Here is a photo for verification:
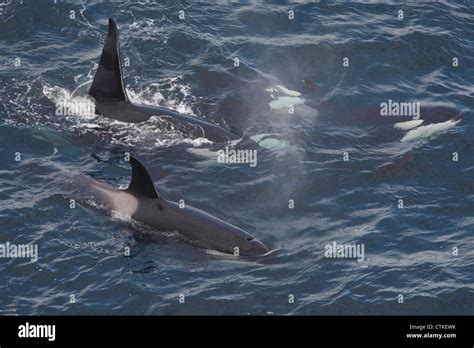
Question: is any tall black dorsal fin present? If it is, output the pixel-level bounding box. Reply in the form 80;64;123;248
126;156;159;199
89;18;129;103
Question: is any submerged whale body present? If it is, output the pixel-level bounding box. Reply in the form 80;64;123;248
84;156;269;256
89;18;240;143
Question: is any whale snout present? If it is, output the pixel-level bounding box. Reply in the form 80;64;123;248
242;238;269;256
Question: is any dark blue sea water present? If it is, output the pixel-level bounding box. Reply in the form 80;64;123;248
0;1;473;315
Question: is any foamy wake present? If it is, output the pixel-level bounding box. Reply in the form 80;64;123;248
126;75;195;116
41;78;214;148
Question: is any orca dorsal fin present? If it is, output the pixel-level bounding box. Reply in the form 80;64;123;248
89;18;129;103
126;156;160;199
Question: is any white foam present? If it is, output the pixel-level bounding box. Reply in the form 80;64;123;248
110;210;135;222
42;84;97;120
181;137;213;147
40;81;215;148
126;76;195;116
401;119;460;143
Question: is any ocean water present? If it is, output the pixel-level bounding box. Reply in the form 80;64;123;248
0;1;473;315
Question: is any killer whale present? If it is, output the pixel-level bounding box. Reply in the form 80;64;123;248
89;18;240;143
83;156;269;256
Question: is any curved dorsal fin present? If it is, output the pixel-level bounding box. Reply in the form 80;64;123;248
89;18;129;103
126;156;159;199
